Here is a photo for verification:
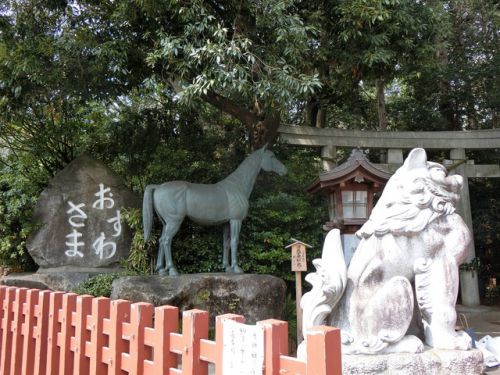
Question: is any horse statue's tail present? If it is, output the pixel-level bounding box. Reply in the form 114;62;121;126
143;184;158;242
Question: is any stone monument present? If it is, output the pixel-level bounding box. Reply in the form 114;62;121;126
299;148;483;374
2;155;139;291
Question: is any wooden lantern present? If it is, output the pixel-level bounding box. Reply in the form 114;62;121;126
307;149;391;234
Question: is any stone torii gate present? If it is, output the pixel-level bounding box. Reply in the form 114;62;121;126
279;125;500;306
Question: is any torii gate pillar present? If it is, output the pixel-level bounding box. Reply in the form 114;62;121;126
447;148;480;306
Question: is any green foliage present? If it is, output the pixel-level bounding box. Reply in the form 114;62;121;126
282;293;298;350
146;0;322;110
485;286;500;305
0;162;39;271
121;208;156;275
460;257;482;272
72;272;137;298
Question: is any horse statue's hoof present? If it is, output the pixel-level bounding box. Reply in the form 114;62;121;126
168;267;179;276
230;265;244;274
158;269;168;277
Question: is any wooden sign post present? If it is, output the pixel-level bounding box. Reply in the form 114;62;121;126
286;239;312;345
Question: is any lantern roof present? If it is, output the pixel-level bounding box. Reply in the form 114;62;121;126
307;148;392;194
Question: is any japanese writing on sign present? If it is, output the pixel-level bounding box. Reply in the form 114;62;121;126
222;319;264;375
65;183;122;259
291;243;307;272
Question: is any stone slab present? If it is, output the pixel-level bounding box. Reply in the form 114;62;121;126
0;268;121;292
342;348;483;374
27;155;139;269
111;273;286;325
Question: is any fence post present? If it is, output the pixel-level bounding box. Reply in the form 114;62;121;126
122;302;153;375
0;287;16;374
103;299;131;375
47;291;64;375
10;287;27;375
258;319;289;375
144;305;179;375
181;309;209;375
306;326;342;375
87;297;111;375
21;289;40;375
33;290;51;375
73;295;93;374
0;287;6;357
0;287;5;367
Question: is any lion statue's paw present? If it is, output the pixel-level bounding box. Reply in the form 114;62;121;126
382;335;425;354
436;331;473;350
425;326;473;350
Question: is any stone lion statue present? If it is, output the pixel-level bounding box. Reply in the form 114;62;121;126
300;148;472;356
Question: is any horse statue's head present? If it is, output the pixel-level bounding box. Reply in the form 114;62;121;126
260;144;287;176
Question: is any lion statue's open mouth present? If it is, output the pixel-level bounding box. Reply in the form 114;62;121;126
300;148;472;356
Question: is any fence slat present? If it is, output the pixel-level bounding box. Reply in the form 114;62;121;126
57;293;77;375
86;297;110;375
0;287;16;374
180;309;209;375
72;295;93;374
279;356;306;374
121;302;153;375
0;287;6;357
47;291;64;375
102;299;130;375
306;326;342;375
258;319;289;375
144;305;178;375
21;289;39;375
10;287;27;375
33;290;51;375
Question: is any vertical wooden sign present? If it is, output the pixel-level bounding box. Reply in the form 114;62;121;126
286;239;312;346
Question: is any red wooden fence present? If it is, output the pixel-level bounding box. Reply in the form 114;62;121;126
0;286;341;374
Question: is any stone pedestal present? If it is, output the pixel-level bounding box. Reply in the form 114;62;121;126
0;267;121;292
343;348;483;374
111;273;286;325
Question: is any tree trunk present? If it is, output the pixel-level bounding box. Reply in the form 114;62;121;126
248;110;281;150
203;92;281;150
316;108;326;128
376;79;388;130
305;99;318;127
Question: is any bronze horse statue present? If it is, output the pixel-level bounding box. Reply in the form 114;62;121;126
143;145;287;276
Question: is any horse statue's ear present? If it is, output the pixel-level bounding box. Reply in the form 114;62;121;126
261;143;268;151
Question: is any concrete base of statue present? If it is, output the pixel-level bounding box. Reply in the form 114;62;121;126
342;348;483;374
111;273;286;325
0;267;122;292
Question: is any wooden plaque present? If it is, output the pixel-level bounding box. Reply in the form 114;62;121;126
291;244;307;272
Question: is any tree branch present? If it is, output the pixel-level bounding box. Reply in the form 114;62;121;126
203;91;257;130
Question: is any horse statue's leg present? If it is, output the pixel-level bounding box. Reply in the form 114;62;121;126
157;220;182;276
156;225;168;276
223;223;231;272
228;219;243;273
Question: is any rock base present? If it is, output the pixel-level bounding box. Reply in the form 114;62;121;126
342;348;483;374
0;267;122;292
111;273;286;325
